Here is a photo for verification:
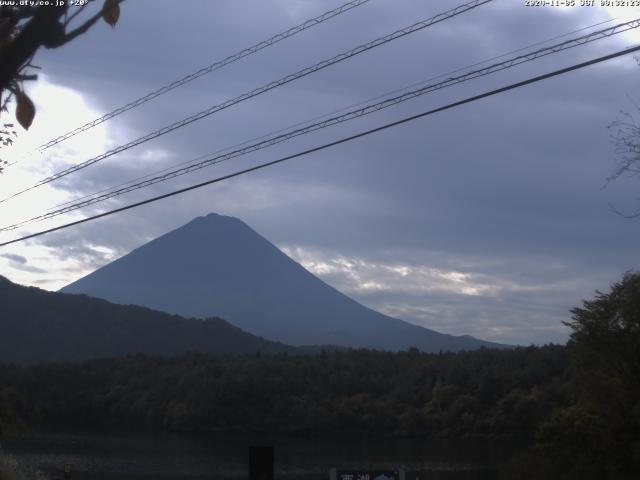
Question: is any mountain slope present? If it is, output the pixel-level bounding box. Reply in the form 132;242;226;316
62;213;506;351
0;275;294;363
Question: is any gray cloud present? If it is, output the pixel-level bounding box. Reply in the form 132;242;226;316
1;253;46;273
2;0;638;343
1;253;27;264
279;244;614;344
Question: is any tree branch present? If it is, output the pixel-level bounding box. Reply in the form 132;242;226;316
608;202;640;219
60;0;125;46
64;3;88;27
16;74;37;81
0;5;67;91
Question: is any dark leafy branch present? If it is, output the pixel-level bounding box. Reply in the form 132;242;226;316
0;0;124;171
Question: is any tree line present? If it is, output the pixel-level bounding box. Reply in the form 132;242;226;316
1;272;639;479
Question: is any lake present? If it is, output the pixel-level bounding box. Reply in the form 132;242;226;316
2;432;520;480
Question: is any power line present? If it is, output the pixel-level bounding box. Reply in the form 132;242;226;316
0;0;494;204
6;16;637;230
36;0;373;151
4;16;638;232
10;14;624;183
43;15;621;213
2;43;638;248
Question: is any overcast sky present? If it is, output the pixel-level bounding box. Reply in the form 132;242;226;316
1;0;639;345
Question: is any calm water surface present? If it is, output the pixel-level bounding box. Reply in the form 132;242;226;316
3;432;518;480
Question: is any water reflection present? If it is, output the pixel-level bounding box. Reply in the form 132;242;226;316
4;432;518;480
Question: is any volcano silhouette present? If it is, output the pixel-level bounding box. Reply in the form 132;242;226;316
62;213;505;351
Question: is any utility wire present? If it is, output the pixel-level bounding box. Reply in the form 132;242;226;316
10;13;620;179
37;0;373;151
7;16;637;229
0;0;494;204
4;16;638;232
1;43;638;248
42;15;622;214
3;0;373;173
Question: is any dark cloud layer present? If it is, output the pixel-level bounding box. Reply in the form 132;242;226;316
5;0;640;344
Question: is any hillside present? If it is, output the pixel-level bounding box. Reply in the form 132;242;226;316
0;275;294;363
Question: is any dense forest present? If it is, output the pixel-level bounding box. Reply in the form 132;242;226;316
0;346;569;437
0;344;630;479
1;273;639;479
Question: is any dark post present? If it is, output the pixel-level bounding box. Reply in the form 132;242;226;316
249;446;274;480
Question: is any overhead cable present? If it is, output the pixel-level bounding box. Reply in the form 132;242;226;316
0;0;494;203
37;0;373;151
41;14;622;213
1;43;638;247
3;16;638;232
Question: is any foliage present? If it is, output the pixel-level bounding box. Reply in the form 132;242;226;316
536;272;640;479
2;272;639;477
0;0;122;171
0;453;48;480
0;395;8;437
608;84;640;217
0;345;570;439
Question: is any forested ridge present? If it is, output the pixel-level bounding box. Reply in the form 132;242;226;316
1;273;639;479
0;275;297;362
0;346;569;437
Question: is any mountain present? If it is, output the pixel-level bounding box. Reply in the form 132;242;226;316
61;213;506;352
0;275;295;363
